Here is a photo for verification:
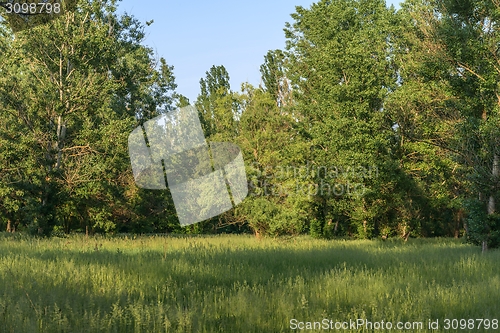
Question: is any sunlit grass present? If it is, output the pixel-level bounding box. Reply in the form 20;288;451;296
0;234;498;332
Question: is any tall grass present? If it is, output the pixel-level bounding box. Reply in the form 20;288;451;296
0;234;498;332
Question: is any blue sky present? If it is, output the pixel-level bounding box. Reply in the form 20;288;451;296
118;0;401;103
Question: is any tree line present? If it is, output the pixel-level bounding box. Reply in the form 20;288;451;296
0;0;499;249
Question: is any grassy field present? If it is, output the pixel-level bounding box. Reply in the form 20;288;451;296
0;234;498;332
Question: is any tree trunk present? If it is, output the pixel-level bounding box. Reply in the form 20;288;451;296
484;153;499;253
489;153;499;215
254;229;262;240
55;115;66;170
454;209;464;238
482;241;488;252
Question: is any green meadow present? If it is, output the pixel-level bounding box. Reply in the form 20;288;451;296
0;234;499;332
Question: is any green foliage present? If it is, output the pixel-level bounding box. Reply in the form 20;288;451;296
308;218;323;238
259;49;291;107
0;0;180;234
284;0;407;238
234;85;311;236
393;0;500;248
1;0;498;245
196;65;235;139
465;199;500;248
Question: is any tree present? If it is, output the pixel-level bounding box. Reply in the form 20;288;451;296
0;0;178;234
435;0;500;250
284;0;407;238
196;65;235;140
234;84;311;236
386;0;466;239
391;0;500;249
259;49;292;107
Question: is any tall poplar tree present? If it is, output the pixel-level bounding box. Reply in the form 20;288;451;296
435;0;500;250
392;0;500;249
285;0;403;238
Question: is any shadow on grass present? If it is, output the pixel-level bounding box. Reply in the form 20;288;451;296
0;236;498;332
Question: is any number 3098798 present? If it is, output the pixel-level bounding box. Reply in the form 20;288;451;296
3;2;61;15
